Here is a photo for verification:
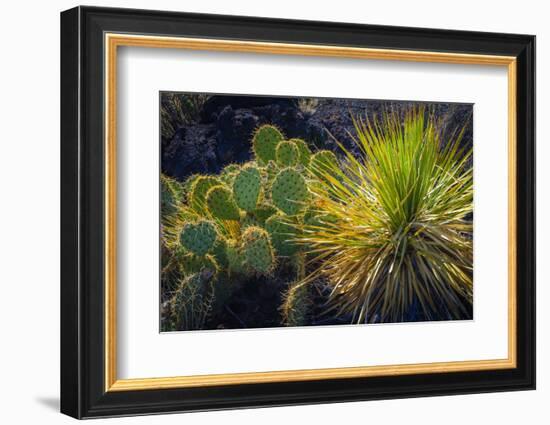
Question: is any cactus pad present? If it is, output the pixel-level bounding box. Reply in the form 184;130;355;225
241;212;261;229
161;175;178;216
206;185;241;220
264;160;279;185
254;203;278;225
291;138;312;167
276;140;299;167
169;270;215;331
241;226;275;274
220;164;241;185
189;176;221;214
181;253;219;275
252;124;283;163
211;237;229;269
180;220;217;256
233;166;261;212
265;214;299;256
226;239;246;274
271;168;309;215
282;282;310;327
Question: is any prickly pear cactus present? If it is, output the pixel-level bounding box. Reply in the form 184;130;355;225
241;226;275;274
206;185;241;220
271;168;309;215
253;203;278;225
252;124;283;163
181;252;219;275
219;163;240;186
180;220;217;256
189;176;221;214
291;138;312;167
233;166;261;212
226;239;246;274
240;212;261;230
161;174;179;217
265;214;299;256
276;140;299;167
169;269;215;331
211;237;229;269
264;160;279;186
281;282;310;327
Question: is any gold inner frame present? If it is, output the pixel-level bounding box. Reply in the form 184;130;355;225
104;33;518;392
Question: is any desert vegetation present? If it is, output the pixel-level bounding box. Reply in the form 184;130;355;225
160;97;473;331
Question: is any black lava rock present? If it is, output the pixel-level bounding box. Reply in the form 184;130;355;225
161;94;473;184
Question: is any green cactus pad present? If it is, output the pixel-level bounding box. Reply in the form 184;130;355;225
161;175;178;216
282;282;310;327
220;164;241;185
265;214;299;256
241;212;261;229
254;203;278;225
264;160;279;185
180;220;217;256
169;270;215;331
211;237;229;269
226;239;246;274
309;150;339;178
290;138;312;167
181;253;219;275
222;163;240;175
241;226;275;274
182;174;200;195
252;124;284;163
189;176;221;214
206;185;241;220
233;166;261;212
276;140;299;167
271;168;309;215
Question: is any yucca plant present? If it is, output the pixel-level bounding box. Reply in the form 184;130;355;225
300;108;473;323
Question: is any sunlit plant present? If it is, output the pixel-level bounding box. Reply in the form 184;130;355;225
300;108;473;323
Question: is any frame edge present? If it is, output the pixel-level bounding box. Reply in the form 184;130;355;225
60;6;83;420
62;6;536;418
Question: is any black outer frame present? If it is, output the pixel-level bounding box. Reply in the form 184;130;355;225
60;5;536;419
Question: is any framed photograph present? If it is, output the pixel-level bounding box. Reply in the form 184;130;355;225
60;6;536;419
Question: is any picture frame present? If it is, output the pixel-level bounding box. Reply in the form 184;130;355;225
60;5;536;419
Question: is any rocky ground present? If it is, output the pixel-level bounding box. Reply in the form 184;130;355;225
161;94;473;182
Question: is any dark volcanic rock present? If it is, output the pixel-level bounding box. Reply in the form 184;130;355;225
162;125;219;179
215;106;259;164
161;94;473;183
